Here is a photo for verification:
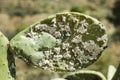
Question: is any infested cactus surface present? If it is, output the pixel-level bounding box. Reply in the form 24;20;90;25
0;31;16;80
10;12;108;72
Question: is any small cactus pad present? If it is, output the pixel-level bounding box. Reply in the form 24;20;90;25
65;70;106;80
0;31;15;80
10;12;108;71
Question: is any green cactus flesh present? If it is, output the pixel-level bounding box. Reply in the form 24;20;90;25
65;70;106;80
0;32;15;80
10;12;108;71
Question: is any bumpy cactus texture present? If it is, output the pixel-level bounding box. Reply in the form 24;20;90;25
0;32;15;80
65;70;106;80
10;12;108;71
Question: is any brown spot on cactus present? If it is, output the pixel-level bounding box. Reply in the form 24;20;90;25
10;12;108;72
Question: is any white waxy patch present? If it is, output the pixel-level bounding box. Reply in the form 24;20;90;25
27;27;37;38
38;59;52;68
58;22;64;26
82;40;101;54
77;25;87;34
51;17;56;24
67;62;75;71
38;61;43;66
53;47;61;53
73;17;79;23
72;46;84;57
99;22;106;30
43;60;50;64
35;24;48;31
89;56;95;60
91;53;98;60
52;24;57;28
62;16;66;22
62;43;70;50
80;19;89;27
35;24;41;30
58;21;71;34
97;34;107;42
65;32;71;37
63;51;71;59
58;22;65;31
97;34;108;47
54;31;61;38
86;32;89;35
59;25;70;32
64;25;71;32
43;66;49;70
48;61;53;67
44;50;53;58
53;55;63;61
48;27;57;35
71;35;82;43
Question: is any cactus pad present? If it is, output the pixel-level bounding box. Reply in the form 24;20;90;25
65;70;106;80
0;31;15;80
10;12;108;71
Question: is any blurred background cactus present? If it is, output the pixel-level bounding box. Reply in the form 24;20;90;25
0;32;16;80
0;0;120;80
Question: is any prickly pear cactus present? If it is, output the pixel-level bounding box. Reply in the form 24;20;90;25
10;12;108;71
65;70;106;80
0;31;16;80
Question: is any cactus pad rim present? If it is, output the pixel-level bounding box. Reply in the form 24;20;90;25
64;70;106;80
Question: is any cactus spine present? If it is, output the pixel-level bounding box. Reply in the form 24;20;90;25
0;32;15;80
